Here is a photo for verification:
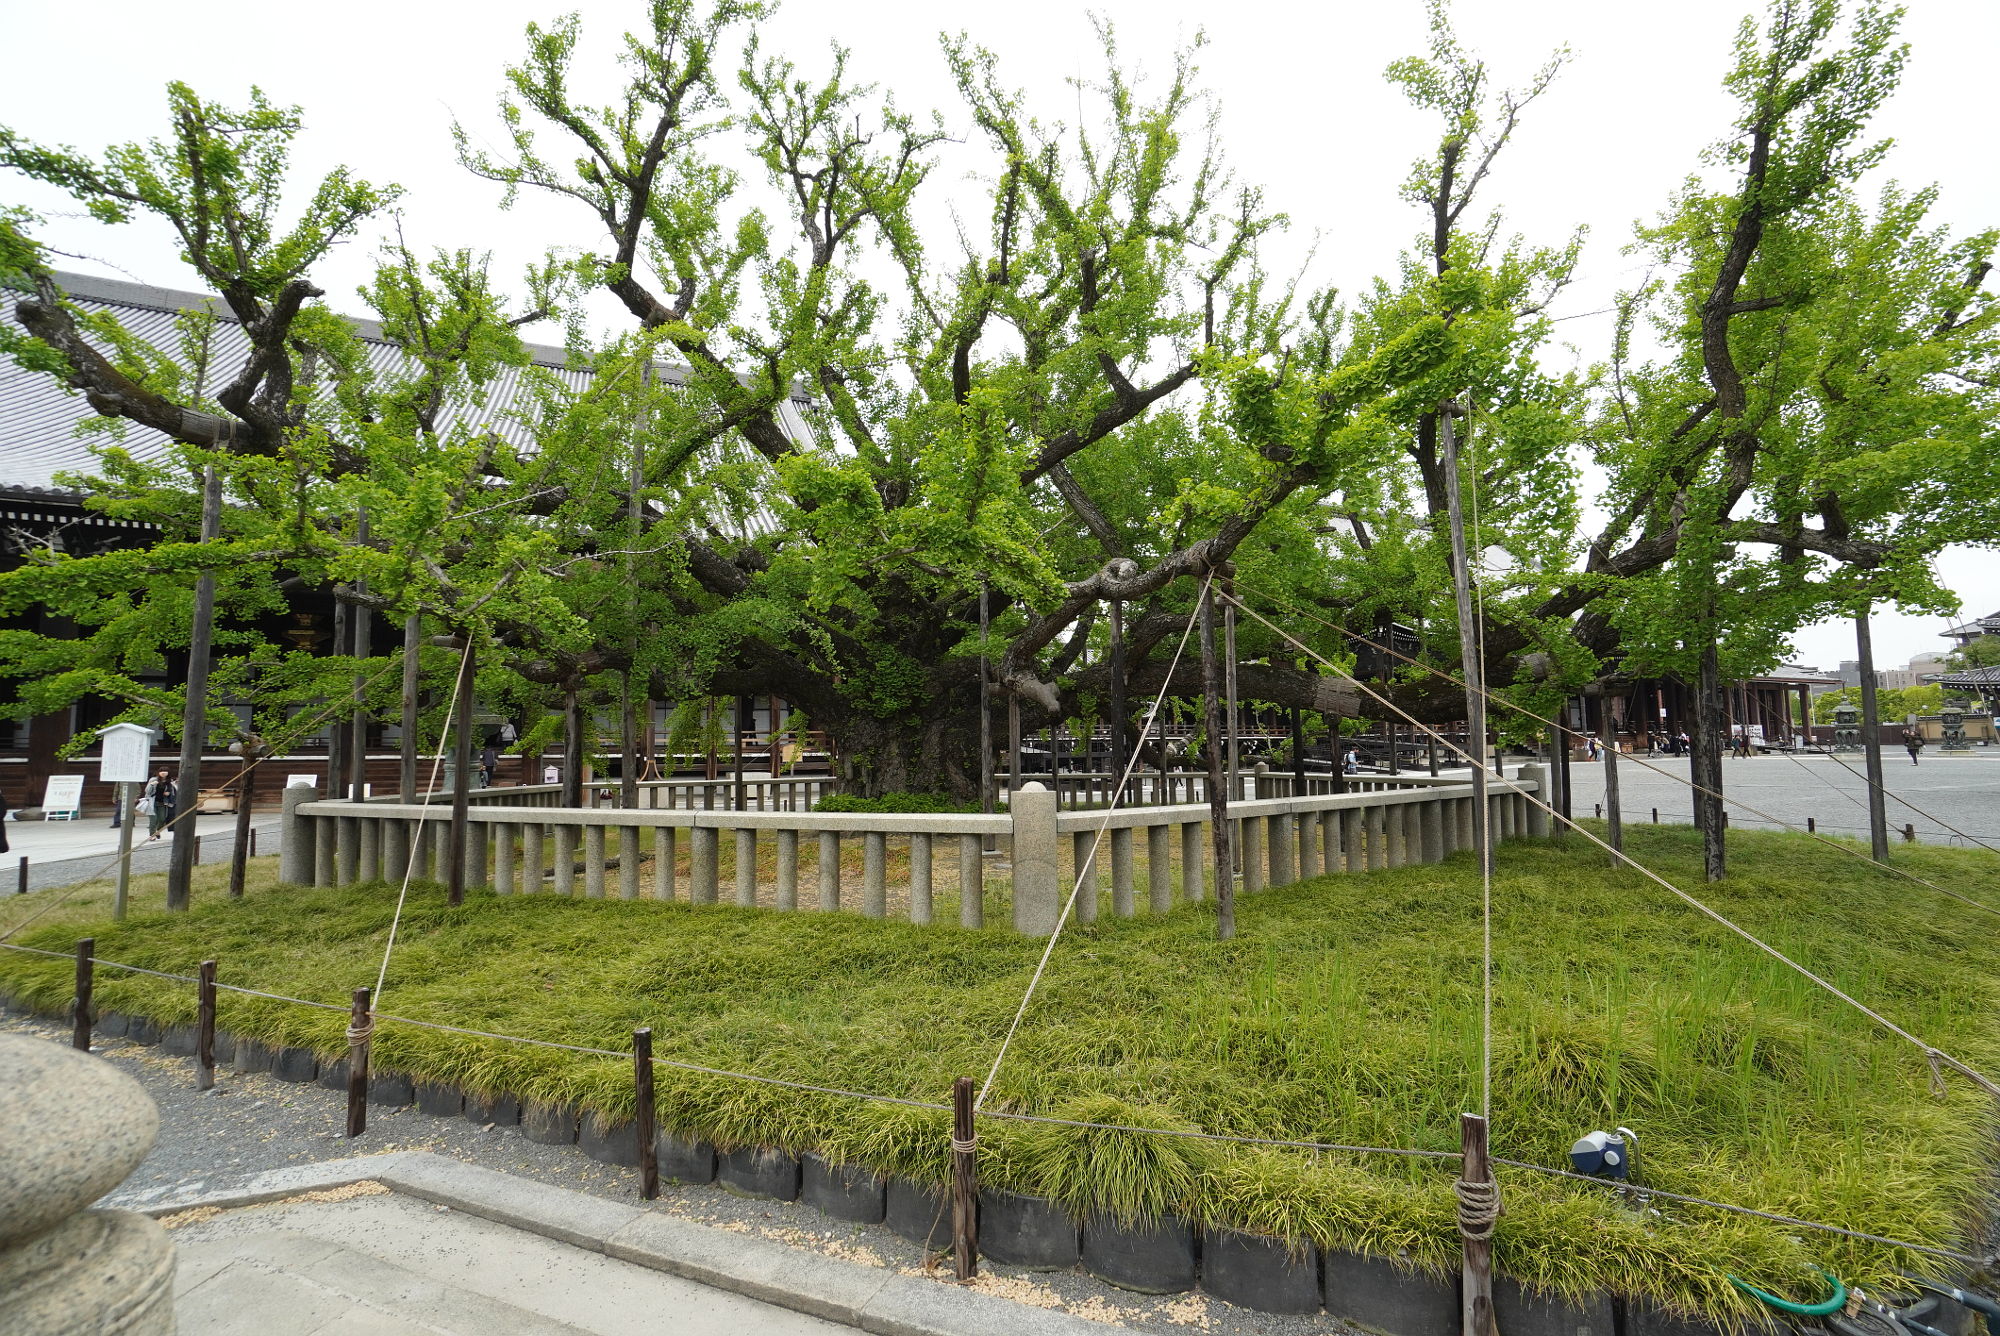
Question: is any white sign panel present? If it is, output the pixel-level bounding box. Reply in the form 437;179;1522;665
286;774;319;791
42;775;85;819
98;724;153;784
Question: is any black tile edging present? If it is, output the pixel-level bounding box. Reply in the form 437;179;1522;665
65;1014;1733;1331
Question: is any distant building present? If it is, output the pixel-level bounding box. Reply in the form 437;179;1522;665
1942;610;2000;649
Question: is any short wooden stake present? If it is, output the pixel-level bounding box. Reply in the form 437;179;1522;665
1651;807;1659;824
951;1076;978;1281
1903;823;1916;844
16;858;26;895
1807;816;1816;834
346;986;372;1139
72;938;94;1051
1459;1112;1497;1336
634;1027;659;1201
196;959;217;1091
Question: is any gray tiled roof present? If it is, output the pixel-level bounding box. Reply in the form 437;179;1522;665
0;271;814;495
1941;611;2000;639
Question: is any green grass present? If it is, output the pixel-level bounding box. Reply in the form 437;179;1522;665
4;825;1998;1322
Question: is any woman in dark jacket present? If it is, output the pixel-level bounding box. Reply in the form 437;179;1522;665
143;768;177;841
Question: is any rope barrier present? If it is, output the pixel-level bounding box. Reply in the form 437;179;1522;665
3;935;1986;1265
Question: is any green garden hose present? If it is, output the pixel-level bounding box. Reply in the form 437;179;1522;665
1728;1270;1849;1317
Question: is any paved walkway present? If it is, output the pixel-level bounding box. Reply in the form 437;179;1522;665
1558;750;2000;848
3;812;283;892
172;1191;845;1335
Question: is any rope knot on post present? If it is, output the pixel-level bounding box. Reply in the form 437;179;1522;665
345;1016;375;1046
949;1134;977;1155
1453;1175;1503;1241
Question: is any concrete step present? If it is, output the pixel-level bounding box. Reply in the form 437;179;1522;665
170;1191;846;1335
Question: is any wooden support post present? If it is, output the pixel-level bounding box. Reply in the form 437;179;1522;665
1223;596;1241;800
951;1076;978;1281
1007;696;1022;797
733;697;749;812
1855;611;1892;862
72;938;94;1051
634;1027;659;1201
167;462;221;913
1904;822;1916;843
981;585;997;822
1600;688;1623;862
1108;596;1127;804
346;986;371;1139
16;858;25;895
1199;581;1235;940
196;959;217;1091
401;614;422;801
1291;706;1306;795
1459;1112;1497;1336
229;756;256;899
446;640;477;906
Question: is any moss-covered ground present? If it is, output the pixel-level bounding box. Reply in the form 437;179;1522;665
3;824;1997;1320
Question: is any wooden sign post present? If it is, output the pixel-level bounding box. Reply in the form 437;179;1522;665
98;723;153;922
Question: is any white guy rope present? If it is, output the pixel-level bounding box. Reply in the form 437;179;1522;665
975;575;1210;1110
1225;594;2000;1105
372;637;475;1007
1229;578;2000;924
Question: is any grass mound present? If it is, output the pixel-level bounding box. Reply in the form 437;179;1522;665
4;825;1997;1319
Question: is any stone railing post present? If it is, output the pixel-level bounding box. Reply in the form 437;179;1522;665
1010;782;1060;935
0;1034;176;1333
1520;764;1551;838
279;783;317;885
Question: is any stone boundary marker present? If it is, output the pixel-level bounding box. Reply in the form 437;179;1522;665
129;1151;1116;1336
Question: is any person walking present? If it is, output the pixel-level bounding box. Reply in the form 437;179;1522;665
1903;728;1924;766
0;780;11;855
141;767;177;841
1586;733;1601;762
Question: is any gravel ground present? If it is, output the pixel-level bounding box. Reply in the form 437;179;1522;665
3;1007;1352;1336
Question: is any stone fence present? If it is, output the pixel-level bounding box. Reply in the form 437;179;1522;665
284;768;1546;936
425;766;1457;814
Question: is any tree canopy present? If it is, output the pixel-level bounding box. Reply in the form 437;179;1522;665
2;0;1993;801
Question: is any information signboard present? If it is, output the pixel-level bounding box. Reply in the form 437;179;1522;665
286;774;319;791
42;775;85;820
98;723;153;784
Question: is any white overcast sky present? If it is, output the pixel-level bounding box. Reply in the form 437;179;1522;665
4;0;1994;669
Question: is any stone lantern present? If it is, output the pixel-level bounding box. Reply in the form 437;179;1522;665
1941;699;1970;752
1832;702;1861;752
